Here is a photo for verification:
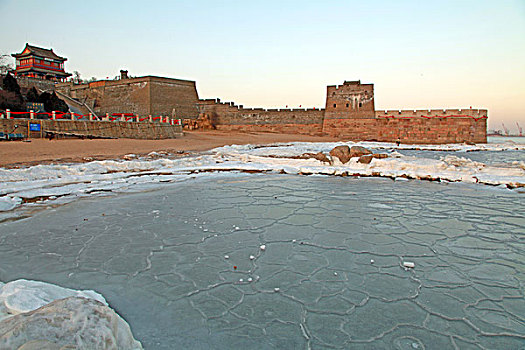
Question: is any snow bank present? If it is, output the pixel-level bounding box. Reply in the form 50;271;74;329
0;141;523;216
0;279;106;317
0;280;142;349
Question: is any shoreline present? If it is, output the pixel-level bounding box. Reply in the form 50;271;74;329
0;131;338;168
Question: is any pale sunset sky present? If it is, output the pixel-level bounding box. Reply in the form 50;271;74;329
1;0;524;133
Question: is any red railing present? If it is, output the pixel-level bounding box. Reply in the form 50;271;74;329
0;110;183;125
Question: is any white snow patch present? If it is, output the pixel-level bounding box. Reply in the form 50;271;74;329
0;279;107;318
0;141;522;220
0;196;22;211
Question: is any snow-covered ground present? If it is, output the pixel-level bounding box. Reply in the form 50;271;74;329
0;141;523;219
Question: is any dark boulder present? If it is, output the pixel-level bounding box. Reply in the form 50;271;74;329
329;146;352;164
349;146;372;158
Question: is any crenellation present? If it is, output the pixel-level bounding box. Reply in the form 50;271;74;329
54;73;487;143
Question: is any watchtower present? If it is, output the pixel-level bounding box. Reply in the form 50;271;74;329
324;80;375;120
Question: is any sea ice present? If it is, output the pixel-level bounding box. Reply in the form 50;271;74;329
0;297;142;349
0;140;523;221
0;196;21;211
0;279;107;315
0;280;142;349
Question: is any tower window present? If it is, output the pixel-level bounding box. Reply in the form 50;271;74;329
346;103;349;108
359;102;362;107
333;104;336;108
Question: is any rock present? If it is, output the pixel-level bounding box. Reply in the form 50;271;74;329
372;153;388;159
313;152;331;164
123;154;137;160
358;155;373;164
301;152;331;164
0;297;142;350
349;146;372;158
329;146;352;164
358;153;388;164
329;146;373;164
185;113;216;130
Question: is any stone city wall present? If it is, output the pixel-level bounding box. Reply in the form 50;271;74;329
197;99;325;135
0;118;183;140
50;76;488;143
323;109;487;143
14;77;57;91
149;77;200;118
56;76;200;119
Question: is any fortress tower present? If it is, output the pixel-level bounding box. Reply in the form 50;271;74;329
324;81;375;120
322;80;376;137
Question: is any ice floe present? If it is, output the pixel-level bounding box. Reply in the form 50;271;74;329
0;279;142;349
0;279;106;317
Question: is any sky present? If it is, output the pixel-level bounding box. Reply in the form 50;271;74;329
1;0;524;133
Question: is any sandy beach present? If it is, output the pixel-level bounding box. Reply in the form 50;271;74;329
0;131;337;168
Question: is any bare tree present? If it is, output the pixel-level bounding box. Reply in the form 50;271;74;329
73;70;82;84
0;54;14;75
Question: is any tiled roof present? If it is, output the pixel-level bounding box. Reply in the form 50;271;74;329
12;43;67;61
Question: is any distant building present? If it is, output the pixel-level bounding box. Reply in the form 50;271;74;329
11;43;72;82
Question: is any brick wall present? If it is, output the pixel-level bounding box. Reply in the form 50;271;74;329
197;99;324;135
15;77;57;91
0;118;182;140
150;77;200;118
53;76;488;144
323;112;487;143
56;76;200;118
321;81;487;143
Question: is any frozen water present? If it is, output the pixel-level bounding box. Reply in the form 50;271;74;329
0;175;523;349
0;140;523;219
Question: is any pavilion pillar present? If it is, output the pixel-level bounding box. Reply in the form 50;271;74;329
89;113;93;121
149;115;152;123
135;114;139;122
52;111;56;120
6;109;11;119
105;113;109;121
121;113;125;122
30;110;35;120
70;112;75;120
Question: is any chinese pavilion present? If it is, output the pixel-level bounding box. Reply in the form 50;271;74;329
11;43;72;82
